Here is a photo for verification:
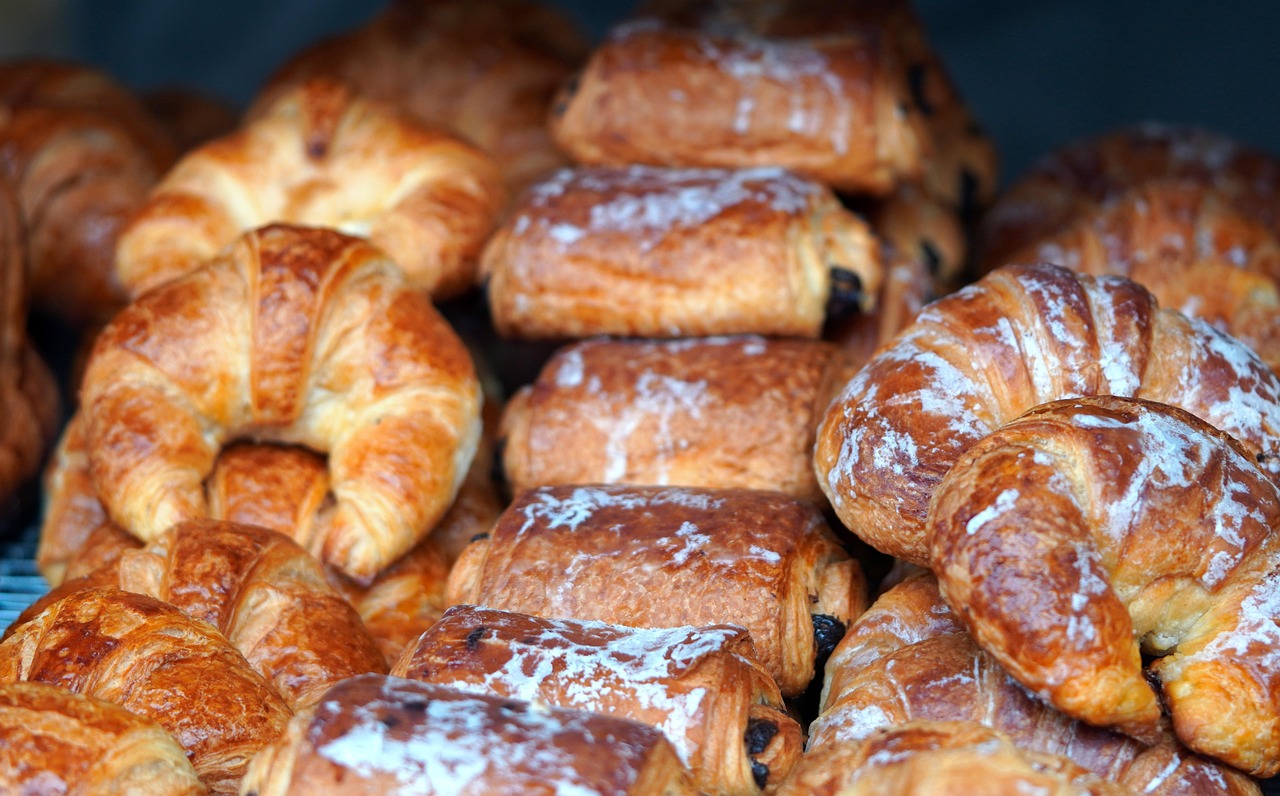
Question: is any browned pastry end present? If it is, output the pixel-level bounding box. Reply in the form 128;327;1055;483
392;604;802;794
812;570;1259;796
0;177;59;508
240;673;697;795
979;123;1280;271
929;396;1280;775
81;225;482;581
117;78;504;299
550;14;930;195
815;263;1280;565
775;721;1135;796
446;484;867;695
143;86;239;153
0;681;206;795
0;588;292;794
256;0;586;195
825;242;932;369
500;336;854;502
1000;180;1280;373
482;165;882;339
0;60;177;325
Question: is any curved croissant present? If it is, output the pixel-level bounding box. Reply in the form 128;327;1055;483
812;570;1259;795
0;681;206;795
80;224;482;581
116;78;504;299
998;180;1280;373
814;263;1280;565
0;588;292;794
929;396;1280;776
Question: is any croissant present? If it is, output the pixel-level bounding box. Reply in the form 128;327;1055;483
996;180;1280;373
929;396;1280;776
814;262;1280;565
0;60;177;324
0;176;59;509
0;681;206;795
481;165;883;340
811;570;1259;795
391;604;803;794
499;336;855;502
239;673;698;795
549;9;931;195
116;78;504;300
255;0;585;195
79;224;482;581
446;484;866;696
979;123;1280;270
0;588;293;794
775;721;1133;796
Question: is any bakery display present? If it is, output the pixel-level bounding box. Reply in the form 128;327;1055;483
239;673;698;795
116;78;504;299
79;224;482;581
498;335;854;500
392;604;802;794
446;484;867;696
481;164;883;339
816;262;1280;565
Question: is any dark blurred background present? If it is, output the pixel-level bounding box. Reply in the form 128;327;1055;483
3;0;1278;187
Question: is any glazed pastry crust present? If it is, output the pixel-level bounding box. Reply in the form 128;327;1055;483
117;79;504;299
240;674;698;796
446;484;867;695
0;588;293;794
0;681;206;796
392;604;802;794
813;571;1259;796
815;263;1280;565
80;225;482;581
500;336;854;502
929;396;1280;775
482;165;882;339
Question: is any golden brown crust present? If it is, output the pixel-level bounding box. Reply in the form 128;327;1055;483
999;180;1280;373
0;681;207;796
815;263;1280;565
80;225;482;581
257;0;585;195
929;396;1280;775
482;165;882;339
117;79;504;300
391;604;802;794
550;11;930;195
0;60;176;324
865;181;968;293
240;673;698;795
814;571;1260;796
979;123;1280;271
499;336;853;502
0;588;293;794
776;721;1136;796
445;484;867;695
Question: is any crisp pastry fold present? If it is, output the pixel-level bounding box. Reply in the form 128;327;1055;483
0;59;176;324
812;570;1259;795
116;78;504;299
481;165;882;339
79;224;482;581
929;396;1280;776
774;720;1134;796
0;681;206;796
815;262;1280;565
239;673;697;795
446;484;867;696
0;588;293;794
391;604;802;794
499;336;854;502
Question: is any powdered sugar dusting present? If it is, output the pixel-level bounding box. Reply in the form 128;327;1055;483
1187;569;1280;678
965;489;1021;535
517;486;727;537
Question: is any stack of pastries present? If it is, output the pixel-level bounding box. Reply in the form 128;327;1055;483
0;1;1279;795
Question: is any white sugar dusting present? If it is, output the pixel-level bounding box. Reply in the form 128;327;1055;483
555;349;586;388
965;489;1020;535
1189;569;1280;677
517;486;727;537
